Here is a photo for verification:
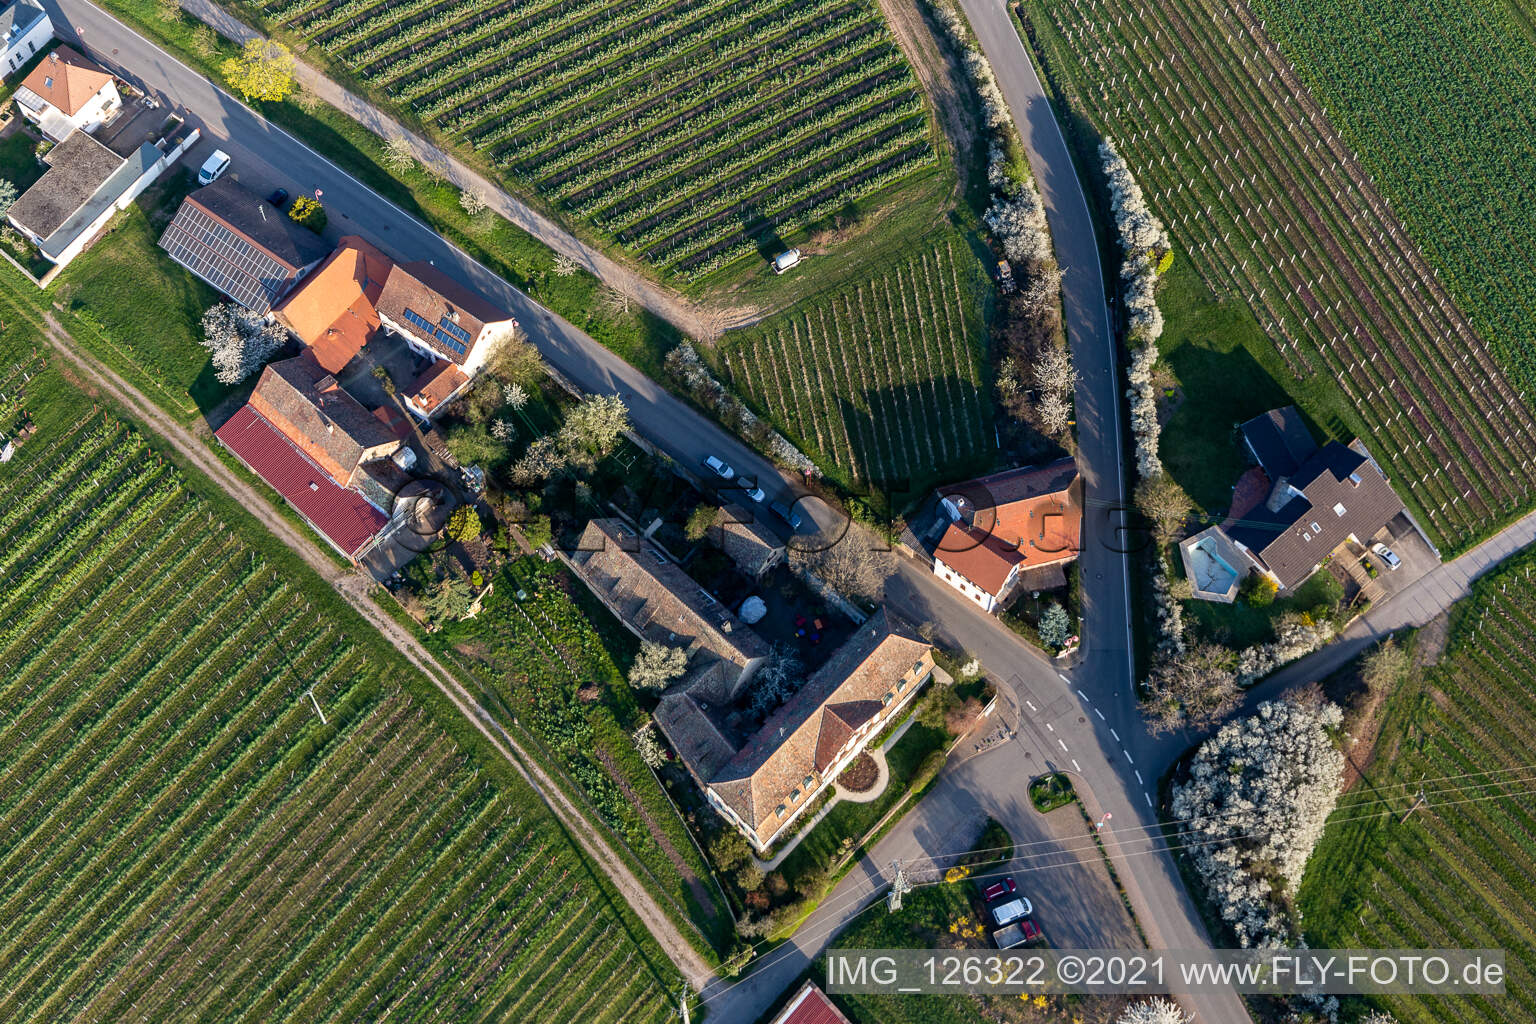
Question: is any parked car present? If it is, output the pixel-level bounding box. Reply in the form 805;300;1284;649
1018;918;1043;944
1371;542;1402;570
982;878;1017;902
704;455;735;481
198;149;231;185
990;897;1033;926
768;499;803;531
736;479;766;503
268;187;289;208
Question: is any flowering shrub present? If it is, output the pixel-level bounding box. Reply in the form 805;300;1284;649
1117;999;1192;1024
1172;697;1344;948
1233;614;1335;687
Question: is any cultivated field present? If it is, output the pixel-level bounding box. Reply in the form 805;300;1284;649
1250;0;1536;394
0;414;675;1023
266;0;937;278
1022;0;1536;549
716;233;993;490
1300;554;1536;1023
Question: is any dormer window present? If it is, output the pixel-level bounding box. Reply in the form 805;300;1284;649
882;692;894;705
790;789;801;802
775;804;786;817
803;773;814;788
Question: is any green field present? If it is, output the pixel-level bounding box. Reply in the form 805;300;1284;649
1020;0;1536;552
0;333;676;1021
433;556;734;951
263;0;937;279
712;229;994;494
1300;554;1536;1023
1250;0;1536;397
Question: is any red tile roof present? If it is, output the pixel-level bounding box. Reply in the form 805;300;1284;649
215;404;388;558
769;982;852;1024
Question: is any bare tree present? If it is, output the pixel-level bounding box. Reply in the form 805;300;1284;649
1036;390;1071;438
483;329;545;386
552;254;580;276
748;644;804;716
791;526;894;603
509;434;566;485
1361;637;1411;696
628;641;688;691
1144;643;1239;734
1135;475;1195;545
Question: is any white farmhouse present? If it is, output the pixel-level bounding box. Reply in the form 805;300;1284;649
14;46;120;141
0;0;51;79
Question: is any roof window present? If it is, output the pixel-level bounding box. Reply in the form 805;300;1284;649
1333;502;1347;516
43;76;53;89
1309;521;1322;533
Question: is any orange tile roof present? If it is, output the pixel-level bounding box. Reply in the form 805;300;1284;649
935;459;1083;595
273;236;393;374
405;359;470;415
21;47;114;118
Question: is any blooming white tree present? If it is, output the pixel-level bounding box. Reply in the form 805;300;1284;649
1234;613;1336;686
627;641;688;691
1171;696;1344;947
200;302;288;384
1117;998;1192;1024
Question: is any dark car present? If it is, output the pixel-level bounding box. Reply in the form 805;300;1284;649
982;878;1017;902
768;499;803;531
268;187;289;208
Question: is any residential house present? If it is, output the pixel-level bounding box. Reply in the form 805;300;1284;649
710;504;786;580
767;982;852;1024
215;353;405;561
931;458;1083;612
13;46;120;141
0;1;51;78
373;259;517;377
402;358;470;421
657;608;933;852
271;235;392;374
1179;407;1413;597
570;517;769;701
158;176;328;314
8;127;191;272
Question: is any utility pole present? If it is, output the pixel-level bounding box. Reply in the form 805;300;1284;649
1399;778;1427;824
887;860;912;913
677;980;691;1024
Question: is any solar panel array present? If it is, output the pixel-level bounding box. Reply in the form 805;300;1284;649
159;204;293;313
401;307;469;356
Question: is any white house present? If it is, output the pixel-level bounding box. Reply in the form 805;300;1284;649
0;1;52;79
373;260;518;376
13;46;121;141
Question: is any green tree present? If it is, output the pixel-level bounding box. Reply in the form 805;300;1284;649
420;576;472;625
288;195;327;233
685;503;718;541
1240;572;1278;607
708;829;750;871
445;505;481;543
445;422;501;466
1361;637;1411;696
221;38;296;102
1038;601;1071;649
521;514;552;550
0;178;18;219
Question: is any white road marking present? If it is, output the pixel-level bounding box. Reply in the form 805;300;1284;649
1045;723;1054;733
1072;759;1082;772
1077;688;1089;701
1058;739;1069;752
1025;700;1038;712
1134;770;1144;785
1145;793;1154;808
1110;728;1120;742
1059;672;1071;683
1124;751;1135;765
1094;708;1106;721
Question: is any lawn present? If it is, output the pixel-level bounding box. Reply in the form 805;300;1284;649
0;130;45;192
1018;0;1536;553
1181;564;1344;649
1299;550;1536;1024
48;172;224;418
0;311;680;1023
710;222;996;504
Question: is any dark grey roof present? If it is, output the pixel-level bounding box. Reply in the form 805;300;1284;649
1240;406;1318;479
1226;442;1404;589
7;130;124;243
0;1;48;44
158;178;327;313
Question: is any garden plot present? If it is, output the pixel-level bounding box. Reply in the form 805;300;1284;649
718;235;993;491
267;0;937;278
1024;0;1536;550
0;415;675;1024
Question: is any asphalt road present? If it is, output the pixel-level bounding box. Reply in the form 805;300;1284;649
43;0;815;529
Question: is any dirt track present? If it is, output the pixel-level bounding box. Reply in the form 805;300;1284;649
38;311;718;992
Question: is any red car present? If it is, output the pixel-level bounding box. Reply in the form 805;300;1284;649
1019;918;1043;943
982;877;1017;901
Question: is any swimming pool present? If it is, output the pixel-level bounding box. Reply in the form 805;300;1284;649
1188;536;1238;594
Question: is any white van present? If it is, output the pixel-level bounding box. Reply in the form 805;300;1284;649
198;150;231;185
990;897;1033;926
